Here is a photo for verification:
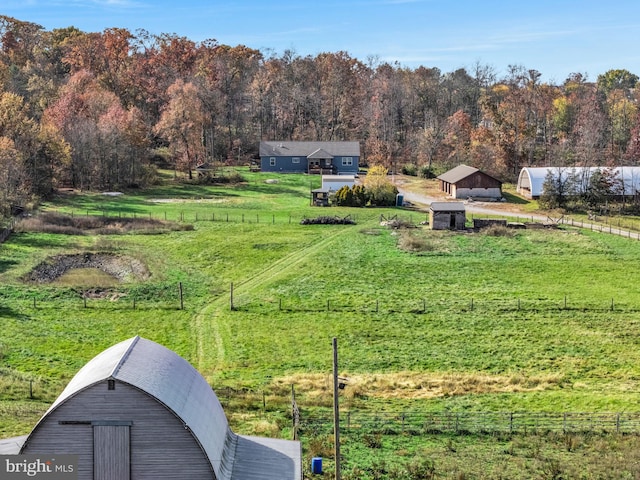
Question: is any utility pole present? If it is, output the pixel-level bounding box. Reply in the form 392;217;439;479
332;337;341;480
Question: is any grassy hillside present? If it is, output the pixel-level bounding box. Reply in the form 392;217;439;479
3;169;640;478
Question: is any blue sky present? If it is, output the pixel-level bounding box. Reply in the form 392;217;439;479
4;0;640;83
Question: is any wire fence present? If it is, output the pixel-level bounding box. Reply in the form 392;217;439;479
5;371;640;437
42;208;640;242
58;209;369;226
231;292;635;315
2;280;637;315
302;411;640;436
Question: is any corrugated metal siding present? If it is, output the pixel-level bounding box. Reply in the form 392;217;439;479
20;336;301;480
22;382;213;480
94;425;130;480
113;338;231;477
231;436;302;480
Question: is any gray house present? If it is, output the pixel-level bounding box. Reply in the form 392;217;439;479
430;202;466;230
259;141;360;174
13;336;301;480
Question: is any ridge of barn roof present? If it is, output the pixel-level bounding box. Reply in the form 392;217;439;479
22;336;301;480
437;165;479;183
438;164;501;184
259;141;360;157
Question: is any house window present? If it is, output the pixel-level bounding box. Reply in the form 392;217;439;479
342;157;353;166
108;379;115;390
292;157;300;164
269;157;276;166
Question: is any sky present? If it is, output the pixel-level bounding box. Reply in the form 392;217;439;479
3;0;640;84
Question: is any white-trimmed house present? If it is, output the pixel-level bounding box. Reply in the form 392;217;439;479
259;141;360;174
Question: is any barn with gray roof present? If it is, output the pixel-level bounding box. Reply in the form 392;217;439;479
8;336;301;480
259;141;360;174
437;165;503;200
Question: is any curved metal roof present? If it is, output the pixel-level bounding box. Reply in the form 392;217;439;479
517;166;640;197
21;336;301;480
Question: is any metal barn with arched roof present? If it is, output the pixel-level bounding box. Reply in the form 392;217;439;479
11;336;301;480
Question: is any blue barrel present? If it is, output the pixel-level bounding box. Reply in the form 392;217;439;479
311;457;323;474
396;194;404;206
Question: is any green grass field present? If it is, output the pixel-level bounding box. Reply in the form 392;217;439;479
3;170;640;478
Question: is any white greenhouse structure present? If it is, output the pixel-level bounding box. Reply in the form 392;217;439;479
516;166;640;199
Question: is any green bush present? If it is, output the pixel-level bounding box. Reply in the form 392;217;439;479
401;164;417;176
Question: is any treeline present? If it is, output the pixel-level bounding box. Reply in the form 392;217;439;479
1;15;640;218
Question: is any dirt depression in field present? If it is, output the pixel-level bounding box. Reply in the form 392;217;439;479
24;253;150;284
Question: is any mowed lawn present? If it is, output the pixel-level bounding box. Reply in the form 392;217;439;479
3;170;640;442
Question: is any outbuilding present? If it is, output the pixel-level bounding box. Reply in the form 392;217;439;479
437;165;502;200
312;175;357;206
517;166;640;199
429;202;466;230
14;336;302;480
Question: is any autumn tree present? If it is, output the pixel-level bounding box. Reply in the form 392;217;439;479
46;70;151;189
597;69;638;96
363;164;398;206
441;110;472;167
154;79;206;179
0;137;29;218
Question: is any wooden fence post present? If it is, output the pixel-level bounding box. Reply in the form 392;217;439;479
179;282;184;310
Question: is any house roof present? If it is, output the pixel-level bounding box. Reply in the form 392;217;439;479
20;336;301;480
438;164;501;184
260;141;360;158
430;202;466;212
307;148;333;159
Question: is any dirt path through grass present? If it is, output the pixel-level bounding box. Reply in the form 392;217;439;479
192;227;350;379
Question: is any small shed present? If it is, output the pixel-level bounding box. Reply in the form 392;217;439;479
430;202;466;230
15;336;302;480
312;175;356;206
321;174;355;192
437;165;502;199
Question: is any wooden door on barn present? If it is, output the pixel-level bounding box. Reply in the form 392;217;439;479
93;423;131;480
